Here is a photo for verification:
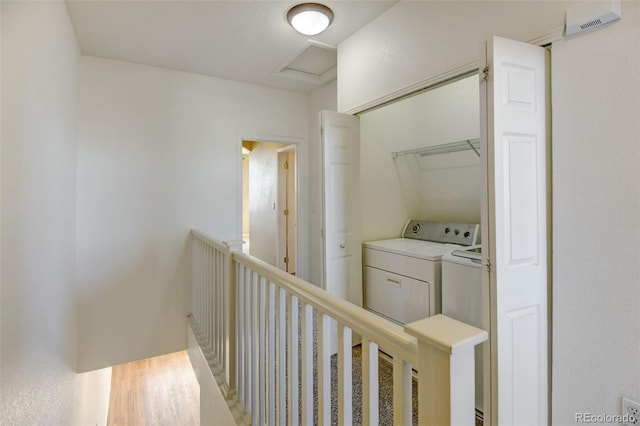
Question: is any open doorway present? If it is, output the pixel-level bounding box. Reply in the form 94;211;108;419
242;140;297;275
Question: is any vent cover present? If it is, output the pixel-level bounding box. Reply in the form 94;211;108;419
580;18;602;31
566;0;621;36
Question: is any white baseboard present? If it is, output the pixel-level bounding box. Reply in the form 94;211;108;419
75;366;113;426
187;323;238;425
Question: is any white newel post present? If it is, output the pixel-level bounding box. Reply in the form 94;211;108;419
223;240;243;400
405;314;488;426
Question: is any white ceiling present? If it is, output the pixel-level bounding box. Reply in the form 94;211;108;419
65;0;397;93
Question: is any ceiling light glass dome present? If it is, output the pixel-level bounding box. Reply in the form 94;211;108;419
287;3;334;36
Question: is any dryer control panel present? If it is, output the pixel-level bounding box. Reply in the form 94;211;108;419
402;220;480;246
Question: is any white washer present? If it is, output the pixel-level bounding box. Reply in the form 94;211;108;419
442;246;484;417
363;220;479;325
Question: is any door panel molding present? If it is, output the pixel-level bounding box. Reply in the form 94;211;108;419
321;111;361;307
481;35;550;426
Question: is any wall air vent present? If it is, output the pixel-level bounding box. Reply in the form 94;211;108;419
566;0;621;36
580;18;602;31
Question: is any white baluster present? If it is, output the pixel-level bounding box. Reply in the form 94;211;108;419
258;275;266;425
215;249;220;359
219;251;225;369
208;245;213;353
277;287;287;426
204;241;209;342
227;245;240;382
220;251;224;361
392;357;412;426
214;249;220;361
267;281;276;426
207;245;212;354
202;242;207;346
198;239;202;330
208;244;213;350
251;272;259;426
190;236;195;317
338;324;353;425
195;239;200;329
287;294;299;426
317;312;332;425
244;269;252;414
300;303;313;425
196;239;202;331
236;263;245;405
211;249;216;359
215;248;219;359
362;338;379;426
217;249;221;360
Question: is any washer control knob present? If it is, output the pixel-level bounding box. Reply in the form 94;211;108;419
445;227;451;234
454;229;460;235
411;223;421;233
464;231;470;238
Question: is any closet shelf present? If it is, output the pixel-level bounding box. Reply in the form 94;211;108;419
392;138;480;159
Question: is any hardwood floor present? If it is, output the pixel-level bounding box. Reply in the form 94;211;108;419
107;350;200;426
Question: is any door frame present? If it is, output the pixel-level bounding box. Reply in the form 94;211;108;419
236;132;308;280
276;144;298;274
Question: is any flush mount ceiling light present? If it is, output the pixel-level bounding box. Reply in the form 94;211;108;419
287;3;334;36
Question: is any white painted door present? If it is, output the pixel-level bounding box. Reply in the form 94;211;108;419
481;36;550;426
321;111;362;306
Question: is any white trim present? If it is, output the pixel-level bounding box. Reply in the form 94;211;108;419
276;144;297;154
528;25;565;46
276;145;298;275
275;66;337;85
342;62;478;115
341;27;564;116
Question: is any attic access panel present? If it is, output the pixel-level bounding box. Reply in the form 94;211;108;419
274;41;337;86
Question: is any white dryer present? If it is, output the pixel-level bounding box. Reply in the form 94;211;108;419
363;220;479;325
442;246;484;419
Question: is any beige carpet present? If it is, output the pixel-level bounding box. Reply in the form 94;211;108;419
328;344;419;425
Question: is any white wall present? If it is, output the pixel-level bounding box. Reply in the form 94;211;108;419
338;1;573;113
0;2;81;423
359;74;480;242
307;80;337;287
76;57;308;371
338;0;640;421
551;1;640;421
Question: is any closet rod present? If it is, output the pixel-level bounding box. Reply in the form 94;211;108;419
392;138;481;159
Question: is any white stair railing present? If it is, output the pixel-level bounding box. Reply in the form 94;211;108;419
234;250;419;425
189;229;487;425
189;230;243;398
